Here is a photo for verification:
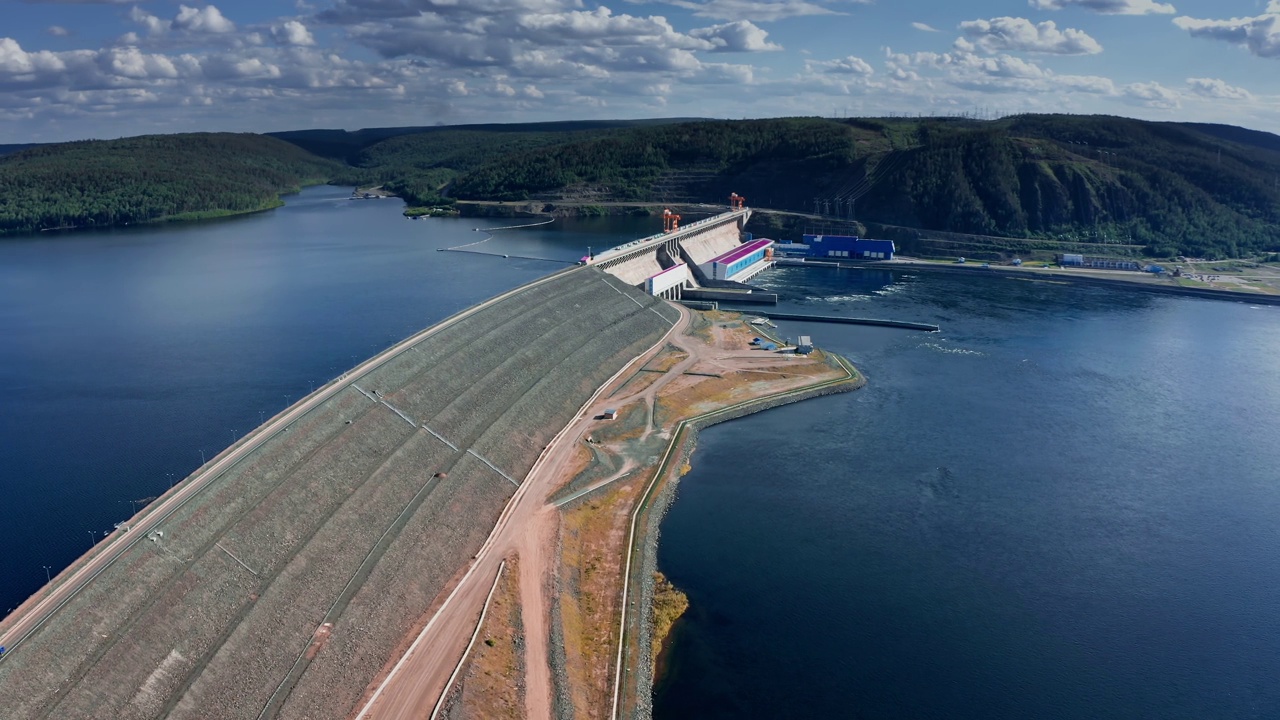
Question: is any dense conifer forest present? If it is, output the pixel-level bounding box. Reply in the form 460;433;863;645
4;115;1279;259
435;116;1280;258
0;134;337;234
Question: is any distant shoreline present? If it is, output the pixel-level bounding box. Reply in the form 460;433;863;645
860;259;1280;306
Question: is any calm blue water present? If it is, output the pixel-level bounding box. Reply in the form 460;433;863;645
0;186;650;615
655;267;1280;719
5;197;1280;719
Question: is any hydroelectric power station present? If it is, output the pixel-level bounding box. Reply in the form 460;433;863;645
588;197;774;300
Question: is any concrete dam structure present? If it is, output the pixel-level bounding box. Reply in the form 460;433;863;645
0;267;677;720
589;208;766;298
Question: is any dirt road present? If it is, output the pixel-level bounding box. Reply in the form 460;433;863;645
355;305;692;720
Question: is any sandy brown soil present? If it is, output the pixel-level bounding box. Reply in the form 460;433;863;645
557;479;648;719
440;556;525;720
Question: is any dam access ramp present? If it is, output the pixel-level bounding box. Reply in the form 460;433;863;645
0;267;676;720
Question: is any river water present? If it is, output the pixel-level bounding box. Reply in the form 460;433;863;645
654;266;1280;719
3;189;1280;719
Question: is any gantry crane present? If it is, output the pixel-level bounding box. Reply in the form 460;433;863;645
729;192;746;209
662;208;681;233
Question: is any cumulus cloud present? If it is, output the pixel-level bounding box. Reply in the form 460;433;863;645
911;22;940;32
1185;76;1253;100
271;20;316;46
129;4;238;36
129;7;168;35
886;46;1117;95
1029;0;1175;15
172;5;236;34
47;26;70;37
1;40;59;80
316;0;767;97
102;46;182;78
1124;80;1179;108
1173;10;1280;58
806;55;874;75
689;20;782;52
203;55;282;80
957;17;1103;55
644;0;857;22
515;8;706;50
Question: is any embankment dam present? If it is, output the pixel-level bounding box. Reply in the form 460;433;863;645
0;267;677;720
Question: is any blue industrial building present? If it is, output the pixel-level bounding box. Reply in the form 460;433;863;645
799;235;895;260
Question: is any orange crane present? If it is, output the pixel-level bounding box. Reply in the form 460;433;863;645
729;192;746;209
663;208;681;233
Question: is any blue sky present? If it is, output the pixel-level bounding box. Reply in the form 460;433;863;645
1;0;1277;142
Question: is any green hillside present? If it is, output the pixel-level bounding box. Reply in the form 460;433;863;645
4;115;1278;258
267;118;704;162
312;118;707;206
440;115;1280;259
335;128;633;207
0;133;338;235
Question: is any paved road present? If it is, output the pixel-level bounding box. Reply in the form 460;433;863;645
0;267;581;664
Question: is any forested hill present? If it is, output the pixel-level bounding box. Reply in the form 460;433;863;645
4;115;1279;257
283;118;704;208
0;134;337;235
443;115;1280;258
267;118;703;162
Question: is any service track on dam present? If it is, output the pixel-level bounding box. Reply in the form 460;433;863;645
0;266;679;720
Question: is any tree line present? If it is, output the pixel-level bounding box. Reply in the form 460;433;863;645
0;133;337;234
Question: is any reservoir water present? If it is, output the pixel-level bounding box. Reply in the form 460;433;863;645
0;185;650;615
4;189;1280;719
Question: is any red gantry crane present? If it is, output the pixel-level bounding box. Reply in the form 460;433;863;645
662;208;681;233
729;192;746;209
